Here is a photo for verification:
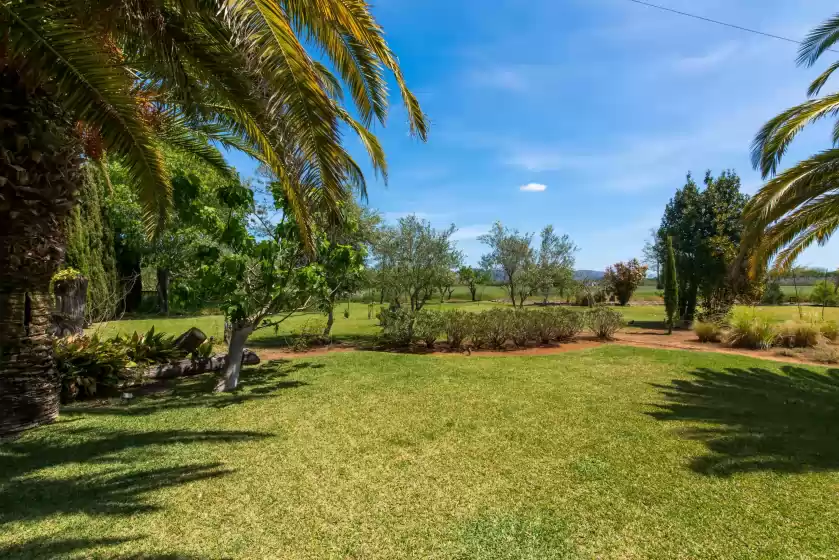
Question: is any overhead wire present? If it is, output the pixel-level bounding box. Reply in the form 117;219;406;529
624;0;839;54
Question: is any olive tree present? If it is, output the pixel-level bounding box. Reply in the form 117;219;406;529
372;215;462;312
479;222;534;308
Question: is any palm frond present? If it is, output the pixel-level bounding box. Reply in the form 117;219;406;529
798;12;839;67
4;1;171;234
751;93;839;178
808;60;839;97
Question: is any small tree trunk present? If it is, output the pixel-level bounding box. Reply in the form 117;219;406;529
156;268;170;315
51;276;88;336
216;324;254;392
470;286;477;302
324;308;335;337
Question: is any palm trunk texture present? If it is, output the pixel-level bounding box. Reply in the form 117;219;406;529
0;65;82;437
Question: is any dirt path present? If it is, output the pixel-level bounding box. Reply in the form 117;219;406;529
254;327;834;368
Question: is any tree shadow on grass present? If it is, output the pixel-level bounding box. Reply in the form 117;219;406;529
0;536;226;559
0;428;271;525
62;359;312;418
649;365;839;475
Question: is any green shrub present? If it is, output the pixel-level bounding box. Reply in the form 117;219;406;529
115;327;186;364
414;310;445;348
585;306;623;340
693;321;722;343
444;309;472;350
775;321;821;348
54;335;133;402
725;312;777;350
821;320;839;342
474;308;510;349
555;308;584;341
290;317;328;351
377;307;414;346
761;281;784;305
510;310;537;347
532;309;559;344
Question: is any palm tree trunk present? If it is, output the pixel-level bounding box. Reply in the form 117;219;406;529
0;66;82;437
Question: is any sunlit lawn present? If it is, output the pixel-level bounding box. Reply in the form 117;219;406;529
3;346;839;558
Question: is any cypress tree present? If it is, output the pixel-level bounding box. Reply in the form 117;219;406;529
63;164;119;320
663;235;679;334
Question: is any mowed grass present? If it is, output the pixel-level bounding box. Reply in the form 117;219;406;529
3;347;839;558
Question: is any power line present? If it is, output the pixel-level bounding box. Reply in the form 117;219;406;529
624;0;839;53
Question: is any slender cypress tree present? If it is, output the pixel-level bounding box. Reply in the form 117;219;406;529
664;236;679;334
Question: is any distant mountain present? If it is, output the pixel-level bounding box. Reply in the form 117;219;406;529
573;270;605;281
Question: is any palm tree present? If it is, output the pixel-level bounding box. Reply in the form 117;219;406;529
744;12;839;274
0;0;427;436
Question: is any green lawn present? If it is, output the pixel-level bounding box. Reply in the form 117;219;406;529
3;347;839;558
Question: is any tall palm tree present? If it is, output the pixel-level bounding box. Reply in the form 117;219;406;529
744;12;839;274
0;0;427;436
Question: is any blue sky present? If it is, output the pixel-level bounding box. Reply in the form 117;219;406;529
227;0;839;270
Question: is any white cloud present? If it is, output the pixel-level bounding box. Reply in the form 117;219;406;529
671;43;740;74
519;183;547;192
468;67;530;91
451;224;490;241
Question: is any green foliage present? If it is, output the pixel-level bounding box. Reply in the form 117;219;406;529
414;310;446;348
663;236;679;333
821;320;839;342
52;267;82;282
192;340;215;360
290;318;328;352
479;222;535;308
761;281;785;305
554;308;585;341
54;335;132;403
693;321;722;343
473;308;511;349
458;266;490;301
776;321;821;349
372;215;462;312
509;309;537;347
604;259;648;306
115;327;186;364
585;306;624;340
377;307;415;346
64;164;119;320
810;280;837;306
657;171;750;321
725;312;777;350
444;309;472;350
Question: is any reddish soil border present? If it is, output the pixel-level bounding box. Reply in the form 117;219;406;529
255;327;833;367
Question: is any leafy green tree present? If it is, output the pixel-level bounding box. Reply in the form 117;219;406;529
372;216;462;312
663;236;679;334
534;226;577;304
197;189;332;392
811;280;837;307
479;222;534;308
657;170;749;321
744;13;839;273
604;259;648;306
458;266;490;302
2;0;427;435
314;201;378;336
